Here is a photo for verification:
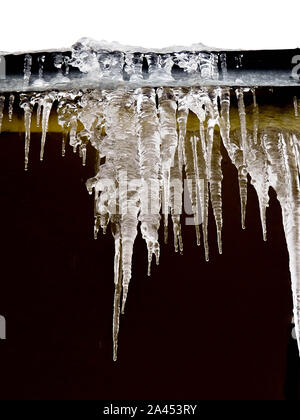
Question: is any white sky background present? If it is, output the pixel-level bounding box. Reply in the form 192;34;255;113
0;0;299;52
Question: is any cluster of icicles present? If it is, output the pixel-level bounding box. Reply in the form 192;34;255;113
1;86;300;361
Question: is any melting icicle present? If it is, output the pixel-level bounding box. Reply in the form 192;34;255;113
0;96;5;133
8;94;14;123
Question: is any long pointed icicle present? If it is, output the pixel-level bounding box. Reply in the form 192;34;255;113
136;87;161;273
111;218;122;362
0;96;5;133
209;131;223;254
158;87;178;246
40;93;55;161
20;95;33;171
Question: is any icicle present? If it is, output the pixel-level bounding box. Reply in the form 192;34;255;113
176;90;189;173
8;94;14;123
40;93;55;161
170;145;183;254
192;130;210;261
190;135;201;246
136;87;161;273
19;95;33;171
111;218;122;362
236;88;247;165
104;88;140;314
219;88;231;155
261;130;300;355
209;131;223;254
294;96;299;117
236;88;248;229
0;96;5;133
61;128;68;157
158;87;178;245
23;54;32;87
36;98;42;128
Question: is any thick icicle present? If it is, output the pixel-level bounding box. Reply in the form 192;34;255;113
136;87;161;272
157;87;178;245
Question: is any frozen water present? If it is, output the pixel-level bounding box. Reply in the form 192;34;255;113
0;39;300;361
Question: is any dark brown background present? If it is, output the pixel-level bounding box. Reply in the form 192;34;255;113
0;130;299;400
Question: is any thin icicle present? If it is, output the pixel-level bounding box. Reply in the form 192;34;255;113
61;128;68;157
136;87;161;273
40;93;55;161
236;88;248;165
252;88;259;145
0;96;5;133
20;95;33;171
36;97;42;128
190;135;201;246
193;130;210;261
8;94;14;123
209;131;223;254
111;218;122;362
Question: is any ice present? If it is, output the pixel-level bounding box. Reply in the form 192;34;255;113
0;41;299;361
23;54;32;87
19;94;34;170
0;96;5;132
8;94;14;122
40;93;55;161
